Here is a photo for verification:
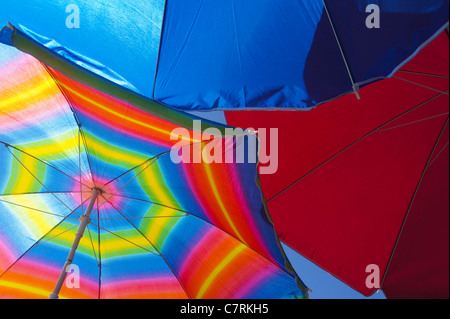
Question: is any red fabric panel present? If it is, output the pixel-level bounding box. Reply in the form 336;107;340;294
401;32;449;77
228;77;439;201
382;122;449;299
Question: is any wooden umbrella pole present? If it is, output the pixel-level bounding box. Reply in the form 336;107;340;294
49;188;101;299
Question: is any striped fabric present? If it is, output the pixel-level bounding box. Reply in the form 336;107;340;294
0;43;307;299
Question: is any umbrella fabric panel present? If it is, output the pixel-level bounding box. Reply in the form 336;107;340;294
323;0;449;83
0;43;91;182
111;137;297;273
1;1;448;111
401;30;450;78
0;207;101;299
382;123;449;299
0;0;165;96
153;0;348;110
0;193;81;267
159;214;304;299
99;250;188;299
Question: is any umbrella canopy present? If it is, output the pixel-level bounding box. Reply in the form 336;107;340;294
0;0;448;110
226;32;449;298
0;39;308;299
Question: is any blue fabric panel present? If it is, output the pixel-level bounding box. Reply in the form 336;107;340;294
0;0;165;97
154;0;335;110
0;27;12;46
324;0;450;84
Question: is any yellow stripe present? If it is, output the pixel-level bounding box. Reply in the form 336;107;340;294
138;164;183;249
140;163;179;208
16;197;58;239
0;78;59;112
59;82;198;143
203;163;244;242
0;281;66;299
8;153;41;194
16;130;80;161
83;132;148;168
196;245;246;299
142;207;181;250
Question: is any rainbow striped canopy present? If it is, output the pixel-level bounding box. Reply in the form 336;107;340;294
0;32;308;299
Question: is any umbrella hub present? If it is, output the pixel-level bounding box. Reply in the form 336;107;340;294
91;187;104;195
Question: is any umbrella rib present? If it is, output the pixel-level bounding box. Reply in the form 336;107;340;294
0;198;79;220
0;198;87;280
393;75;450;95
181;211;297;280
104;199;192;299
101;194;192;215
6;145;79;216
151;0;168;99
0;142;91;190
322;0;360;99
102;155;160;188
78;126;97;188
377;112;449;133
267;90;449;203
40;62;97;189
427;141;449;168
86;224;100;267
35;224;79;246
380;117;449;289
398;70;449;79
0;191;82;197
78;130;84;215
92;215;187;220
88;220;160;256
101;138;225;189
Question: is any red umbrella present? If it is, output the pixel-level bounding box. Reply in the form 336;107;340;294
226;32;449;298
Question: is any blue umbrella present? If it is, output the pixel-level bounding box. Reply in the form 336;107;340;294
1;0;448;111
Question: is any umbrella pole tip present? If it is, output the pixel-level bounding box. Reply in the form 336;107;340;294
353;85;361;100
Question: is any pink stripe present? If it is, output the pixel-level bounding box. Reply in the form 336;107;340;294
0;96;68;131
0;240;16;272
177;227;218;281
101;277;186;298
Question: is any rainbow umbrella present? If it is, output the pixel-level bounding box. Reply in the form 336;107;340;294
0;32;308;299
